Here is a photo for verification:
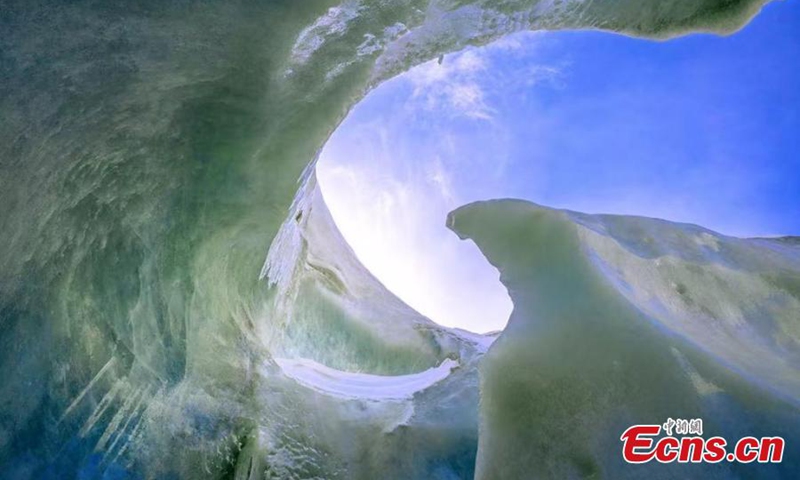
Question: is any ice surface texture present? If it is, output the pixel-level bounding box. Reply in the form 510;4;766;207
449;200;800;478
0;0;793;478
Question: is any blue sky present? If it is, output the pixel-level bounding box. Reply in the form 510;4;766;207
317;0;800;333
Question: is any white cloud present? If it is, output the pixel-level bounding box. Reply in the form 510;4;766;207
426;156;457;206
404;50;494;120
400;33;563;120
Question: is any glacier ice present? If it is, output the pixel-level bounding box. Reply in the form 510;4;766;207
448;199;800;478
273;357;459;400
0;0;796;478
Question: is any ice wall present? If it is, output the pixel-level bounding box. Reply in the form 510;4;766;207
448;200;800;479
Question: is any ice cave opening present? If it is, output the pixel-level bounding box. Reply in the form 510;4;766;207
316;16;800;334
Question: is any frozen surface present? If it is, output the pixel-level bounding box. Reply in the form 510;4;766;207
448;199;800;478
274;357;459;400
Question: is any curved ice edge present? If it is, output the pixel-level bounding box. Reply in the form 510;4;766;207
450;327;501;351
274;357;459;400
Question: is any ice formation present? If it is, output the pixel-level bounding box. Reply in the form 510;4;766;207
1;0;797;478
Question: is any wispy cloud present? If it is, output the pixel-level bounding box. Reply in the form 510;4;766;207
426;155;457;207
401;36;565;120
404;50;494;120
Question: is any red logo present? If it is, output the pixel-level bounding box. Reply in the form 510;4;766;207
621;419;784;464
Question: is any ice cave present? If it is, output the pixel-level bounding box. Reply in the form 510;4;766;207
1;0;799;478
